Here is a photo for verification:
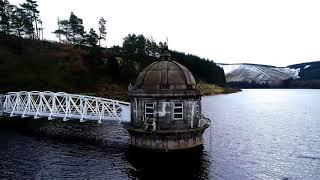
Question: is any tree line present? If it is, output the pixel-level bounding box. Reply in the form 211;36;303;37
0;0;41;39
1;0;226;86
107;33;226;85
0;0;107;47
54;13;106;47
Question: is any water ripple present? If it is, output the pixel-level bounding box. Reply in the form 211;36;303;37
0;89;320;179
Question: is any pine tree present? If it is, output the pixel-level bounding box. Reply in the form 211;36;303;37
20;0;40;39
53;12;85;44
0;0;14;35
54;19;71;43
98;17;106;46
53;18;70;43
69;12;85;44
85;28;99;46
123;34;146;56
11;6;28;38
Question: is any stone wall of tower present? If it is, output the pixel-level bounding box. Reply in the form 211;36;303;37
127;126;206;150
130;96;202;130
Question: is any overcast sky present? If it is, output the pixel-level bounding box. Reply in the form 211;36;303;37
10;0;320;67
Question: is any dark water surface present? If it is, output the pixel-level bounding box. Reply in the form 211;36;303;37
1;89;320;179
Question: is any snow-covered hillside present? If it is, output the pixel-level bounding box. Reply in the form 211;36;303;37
219;64;300;85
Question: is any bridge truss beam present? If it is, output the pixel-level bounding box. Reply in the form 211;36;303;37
0;91;130;123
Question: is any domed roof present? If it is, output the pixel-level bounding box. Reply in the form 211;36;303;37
129;43;200;97
135;61;196;90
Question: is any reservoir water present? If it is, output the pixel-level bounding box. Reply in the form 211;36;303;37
1;89;319;179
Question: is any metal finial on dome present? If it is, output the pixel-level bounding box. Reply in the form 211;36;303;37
159;42;171;61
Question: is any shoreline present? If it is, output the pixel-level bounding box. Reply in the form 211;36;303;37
197;82;242;96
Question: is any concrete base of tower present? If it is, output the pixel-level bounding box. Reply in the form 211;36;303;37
125;125;209;151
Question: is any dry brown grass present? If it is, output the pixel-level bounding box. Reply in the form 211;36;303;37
198;81;241;96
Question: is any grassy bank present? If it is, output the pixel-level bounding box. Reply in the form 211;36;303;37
198;82;241;96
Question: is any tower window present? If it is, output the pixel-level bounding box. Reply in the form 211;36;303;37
173;102;183;120
145;103;155;118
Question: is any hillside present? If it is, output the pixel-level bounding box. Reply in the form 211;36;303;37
220;63;299;86
219;62;320;88
0;0;229;98
0;36;230;100
288;61;320;80
0;36;130;100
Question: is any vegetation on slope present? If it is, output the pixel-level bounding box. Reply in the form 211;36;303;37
0;34;230;101
0;0;231;100
0;36;127;98
278;62;320;88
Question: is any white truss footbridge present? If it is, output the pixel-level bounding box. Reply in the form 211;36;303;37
0;91;130;123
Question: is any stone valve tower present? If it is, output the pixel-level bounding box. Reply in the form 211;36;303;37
125;43;210;151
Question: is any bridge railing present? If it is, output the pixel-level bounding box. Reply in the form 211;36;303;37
0;91;131;123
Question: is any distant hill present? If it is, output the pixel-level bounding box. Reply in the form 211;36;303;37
219;62;320;88
288;61;320;80
218;63;300;86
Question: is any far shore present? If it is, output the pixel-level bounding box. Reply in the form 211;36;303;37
197;82;242;96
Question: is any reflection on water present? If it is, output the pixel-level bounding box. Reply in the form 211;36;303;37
125;147;210;180
0;89;320;179
0;128;209;180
